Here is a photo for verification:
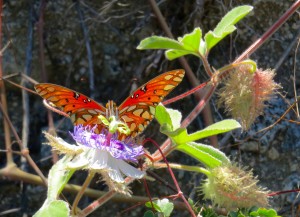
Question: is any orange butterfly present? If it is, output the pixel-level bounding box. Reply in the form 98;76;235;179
35;69;185;139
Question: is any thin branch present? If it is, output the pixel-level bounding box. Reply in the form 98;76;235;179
292;32;300;118
0;101;48;185
37;0;47;82
75;0;95;98
0;0;13;166
235;0;300;62
21;0;34;163
274;28;300;71
37;0;58;162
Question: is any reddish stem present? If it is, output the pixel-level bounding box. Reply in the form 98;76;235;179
144;138;196;217
163;81;209;105
235;0;300;62
268;188;300;197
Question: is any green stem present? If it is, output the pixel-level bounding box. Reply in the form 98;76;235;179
72;171;95;216
218;59;257;77
153;162;211;176
214;59;257;82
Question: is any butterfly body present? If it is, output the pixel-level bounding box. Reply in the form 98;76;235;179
35;69;185;139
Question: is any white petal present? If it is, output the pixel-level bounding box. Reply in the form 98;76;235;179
117;160;145;179
67;153;88;169
107;157;124;183
90;150;108;169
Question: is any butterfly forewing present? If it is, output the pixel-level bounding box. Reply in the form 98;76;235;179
34;83;106;129
118;69;185;137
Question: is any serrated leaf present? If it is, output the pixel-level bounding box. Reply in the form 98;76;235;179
33;200;69;217
176;142;230;168
137;36;184;50
205;5;253;51
48;155;75;200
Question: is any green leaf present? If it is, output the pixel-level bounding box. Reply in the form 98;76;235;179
143;210;156;217
168;119;240;144
145;199;174;217
205;5;253;51
156;199;174;217
137;36;184;50
155;105;182;131
145;201;162;212
165;49;198;60
250;208;281;217
34;156;75;216
179;27;202;52
33;200;69;217
155;105;173;129
166;108;182;130
48;156;75;200
186;119;241;141
137;30;205;60
176;142;230;168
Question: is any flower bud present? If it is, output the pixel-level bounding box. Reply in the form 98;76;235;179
218;66;280;129
201;164;269;210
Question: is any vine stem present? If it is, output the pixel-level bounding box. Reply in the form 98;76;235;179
153;162;210;176
72;171;96;216
79;189;116;217
144;138;196;217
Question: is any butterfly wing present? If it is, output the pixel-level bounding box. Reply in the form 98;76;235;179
118;69;185;138
34;83;106;131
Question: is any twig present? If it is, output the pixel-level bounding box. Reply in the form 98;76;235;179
292;32;300;118
74;0;95;98
3;78;37;95
21;4;35;214
21;0;34;167
72;171;95;216
0;101;48;185
0;0;13;166
37;0;58;162
0;72;20;80
0;165;186;211
37;0;47;82
274;28;300;71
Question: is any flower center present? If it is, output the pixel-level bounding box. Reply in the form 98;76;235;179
112;140;125;151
